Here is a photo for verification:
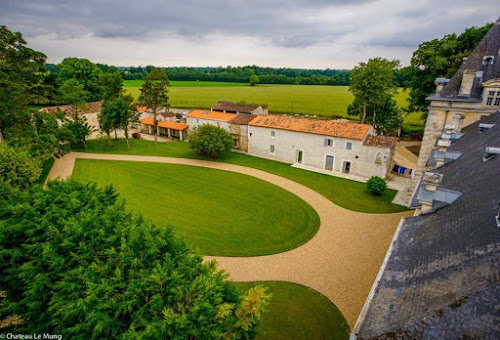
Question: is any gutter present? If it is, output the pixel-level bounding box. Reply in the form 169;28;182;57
349;217;407;339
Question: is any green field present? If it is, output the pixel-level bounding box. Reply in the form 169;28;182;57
124;80;248;87
72;159;319;256
124;80;422;127
79;139;408;214
237;281;349;340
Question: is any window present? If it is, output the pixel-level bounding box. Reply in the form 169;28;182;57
495;97;500;106
346;142;352;150
270;145;275;153
375;153;382;164
217;122;220;127
324;138;333;146
489;91;495;96
342;161;351;174
271;130;275;137
487;97;494;106
196;119;199;123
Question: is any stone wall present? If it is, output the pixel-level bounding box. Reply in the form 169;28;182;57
248;126;392;179
186;117;231;133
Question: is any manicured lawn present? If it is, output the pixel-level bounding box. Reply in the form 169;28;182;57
72;159;319;256
236;281;350;340
79;139;408;213
124;82;422;127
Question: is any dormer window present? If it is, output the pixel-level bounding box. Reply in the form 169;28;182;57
486;90;500;107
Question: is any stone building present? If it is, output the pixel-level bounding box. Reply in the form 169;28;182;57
186;109;236;132
211;100;268;115
228;114;257;151
248;115;396;179
418;18;500;170
352;112;500;339
40;101;102;131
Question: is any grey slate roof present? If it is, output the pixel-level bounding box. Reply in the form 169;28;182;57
356;112;500;340
428;18;500;102
212;101;262;113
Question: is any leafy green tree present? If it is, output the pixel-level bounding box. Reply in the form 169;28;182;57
367;176;387;195
348;93;402;134
7;112;71;161
249;74;260;86
0;26;48;140
0;180;270;338
0;144;42;197
349;58;400;125
139;68;170;144
101;96;139;149
98;71;124;101
406;22;493;117
189;124;234;159
56;57;102;102
58;79;94;149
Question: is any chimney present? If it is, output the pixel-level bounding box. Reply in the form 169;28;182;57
459;70;476;96
435;78;450;93
435;139;451;167
419;172;444;214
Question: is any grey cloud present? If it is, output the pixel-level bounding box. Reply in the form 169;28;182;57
0;0;372;47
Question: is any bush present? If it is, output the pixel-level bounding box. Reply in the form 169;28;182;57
367;176;387;195
189;124;233;159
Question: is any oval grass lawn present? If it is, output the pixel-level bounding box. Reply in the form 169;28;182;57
72;159;319;256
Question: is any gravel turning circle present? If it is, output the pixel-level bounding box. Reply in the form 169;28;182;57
48;152;411;327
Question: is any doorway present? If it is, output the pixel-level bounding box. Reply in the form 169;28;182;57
325;155;334;171
342;161;351;174
297;150;303;164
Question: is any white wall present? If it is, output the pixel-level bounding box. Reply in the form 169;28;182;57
186;117;231;132
248;126;391;178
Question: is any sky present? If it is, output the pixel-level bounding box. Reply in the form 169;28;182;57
0;0;498;69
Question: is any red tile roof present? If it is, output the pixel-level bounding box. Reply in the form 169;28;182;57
187;109;236;122
139;118;188;131
249;115;371;140
40;101;102;115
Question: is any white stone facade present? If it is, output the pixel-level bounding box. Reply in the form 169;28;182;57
186;117;232;133
248;125;393;179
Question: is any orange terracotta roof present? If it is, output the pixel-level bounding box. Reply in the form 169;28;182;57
136;105;147;112
249;115;371;140
40;101;102;115
139;118;188;131
158;120;188;131
139;118;155;125
187;109;236;122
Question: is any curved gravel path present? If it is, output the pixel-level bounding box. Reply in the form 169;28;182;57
47;152;411;327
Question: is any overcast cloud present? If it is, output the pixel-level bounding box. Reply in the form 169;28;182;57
0;0;498;68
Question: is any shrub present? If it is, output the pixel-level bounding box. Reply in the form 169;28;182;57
367;176;387;195
189;124;233;159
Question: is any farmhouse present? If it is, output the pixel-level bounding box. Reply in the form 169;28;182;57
248;115;396;179
186;109;237;132
212;100;268;115
39;101;102;130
